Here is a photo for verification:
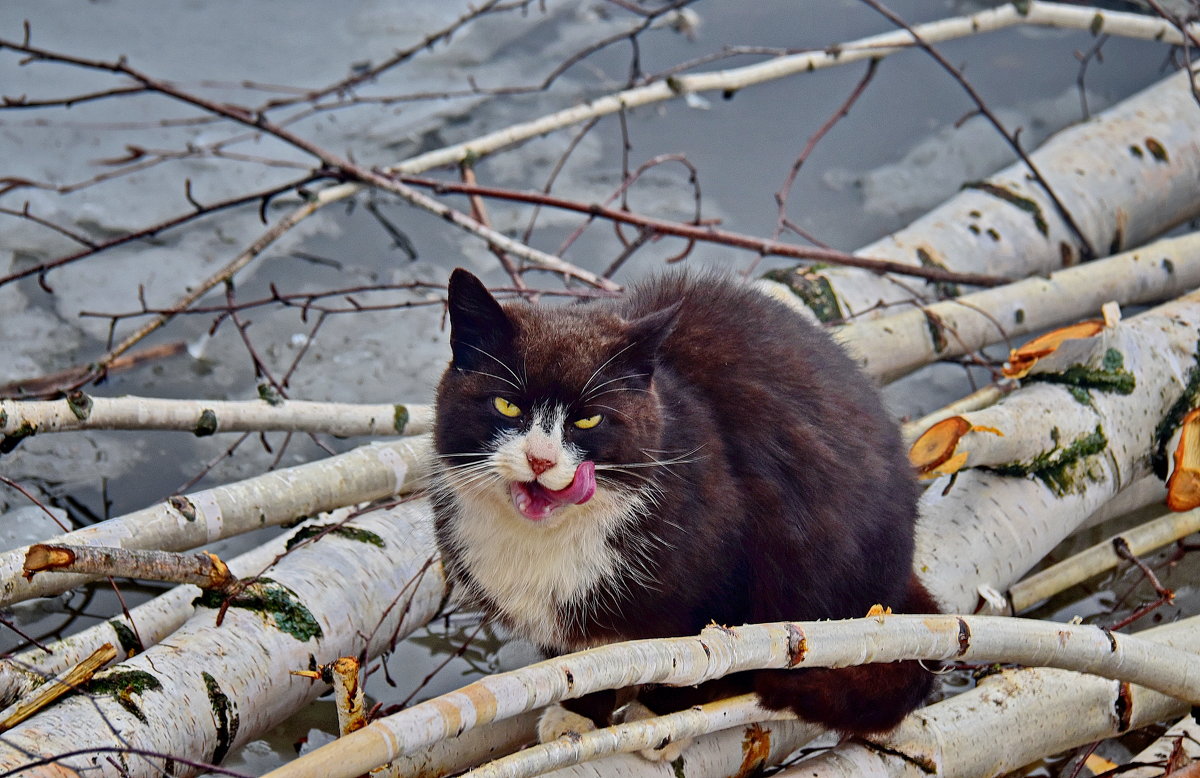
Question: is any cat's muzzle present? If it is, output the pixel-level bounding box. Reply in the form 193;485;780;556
509;461;596;521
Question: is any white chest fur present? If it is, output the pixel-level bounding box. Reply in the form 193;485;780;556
445;484;646;650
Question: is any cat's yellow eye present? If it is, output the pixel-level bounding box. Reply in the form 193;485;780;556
573;414;603;430
493;397;522;418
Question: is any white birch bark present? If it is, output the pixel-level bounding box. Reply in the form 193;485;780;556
789;63;1200;323
0;501;446;778
259;615;1200;778
539;719;815;778
465;695;801;778
0;395;432;440
838;232;1200;382
779;616;1200;778
0;435;430;606
377;714;540;778
1122;715;1200;778
1007;507;1200;613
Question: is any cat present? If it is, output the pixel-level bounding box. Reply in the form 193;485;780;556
430;267;938;746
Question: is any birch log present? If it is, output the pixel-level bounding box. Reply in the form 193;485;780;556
905;297;1184;484
0;501;446;778
259;615;1200;778
465;695;802;778
0;435;430;605
0;509;355;706
912;291;1200;611
772;63;1200;323
780;616;1200;778
1007;507;1200;614
0;394;433;443
538;719;813;778
838;231;1200;382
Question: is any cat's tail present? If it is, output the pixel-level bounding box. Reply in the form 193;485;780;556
754;575;940;736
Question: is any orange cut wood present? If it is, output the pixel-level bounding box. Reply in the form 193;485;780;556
909;416;971;474
1168;408;1200;511
1004;319;1105;379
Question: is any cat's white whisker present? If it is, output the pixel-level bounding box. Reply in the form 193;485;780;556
581;371;648;402
460;342;525;389
579;341;641;399
461;367;520;391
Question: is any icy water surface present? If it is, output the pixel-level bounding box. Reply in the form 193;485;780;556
0;0;1189;772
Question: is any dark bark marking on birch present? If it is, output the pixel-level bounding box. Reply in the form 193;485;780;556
66;390;92;420
858;738;939;774
1101;627;1118;652
956;617;971;656
786;624;808;667
1114;681;1133;732
203;671;240;765
194;409;218;437
168;494;197;521
393;403;410;433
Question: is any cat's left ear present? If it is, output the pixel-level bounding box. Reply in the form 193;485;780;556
446;268;516;372
623;301;682;370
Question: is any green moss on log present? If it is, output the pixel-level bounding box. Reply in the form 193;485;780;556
194;409;218;437
761;267;843;323
987;425;1108;496
1028;348;1135;395
0;421;36;454
108;619;144;656
66;391;93;420
1153;334;1200;478
194;578;323;642
85;669;163;723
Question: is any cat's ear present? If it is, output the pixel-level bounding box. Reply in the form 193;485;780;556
623;300;682;370
446;268;515;372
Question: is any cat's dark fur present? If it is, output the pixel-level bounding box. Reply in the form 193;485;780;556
431;268;938;736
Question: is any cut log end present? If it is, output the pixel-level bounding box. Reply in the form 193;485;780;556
22;544;77;581
909;416;971;476
1004;318;1106;379
1168;408;1200;511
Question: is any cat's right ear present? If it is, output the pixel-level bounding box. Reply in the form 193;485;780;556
446;268;515;372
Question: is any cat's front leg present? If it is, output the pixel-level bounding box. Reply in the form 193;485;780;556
615;699;693;762
536;704;598;742
538;688;618;743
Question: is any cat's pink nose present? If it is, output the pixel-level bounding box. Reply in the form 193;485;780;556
526;454;555;476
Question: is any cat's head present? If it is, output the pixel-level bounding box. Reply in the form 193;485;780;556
433;268;679;528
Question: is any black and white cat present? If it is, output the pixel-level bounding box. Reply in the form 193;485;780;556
431;268;937;743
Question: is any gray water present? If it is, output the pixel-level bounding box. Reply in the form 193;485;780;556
0;0;1187;772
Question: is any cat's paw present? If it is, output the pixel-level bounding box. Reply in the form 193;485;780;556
537;704;597;743
617;700;693;762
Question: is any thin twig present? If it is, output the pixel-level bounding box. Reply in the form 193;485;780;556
857;0;1097;261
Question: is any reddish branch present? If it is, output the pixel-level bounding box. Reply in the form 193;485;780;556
401;176;1012;288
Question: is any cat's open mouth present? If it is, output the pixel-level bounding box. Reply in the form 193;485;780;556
509;461;596;521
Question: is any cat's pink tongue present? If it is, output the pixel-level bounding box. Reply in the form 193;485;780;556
510;461;596;522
